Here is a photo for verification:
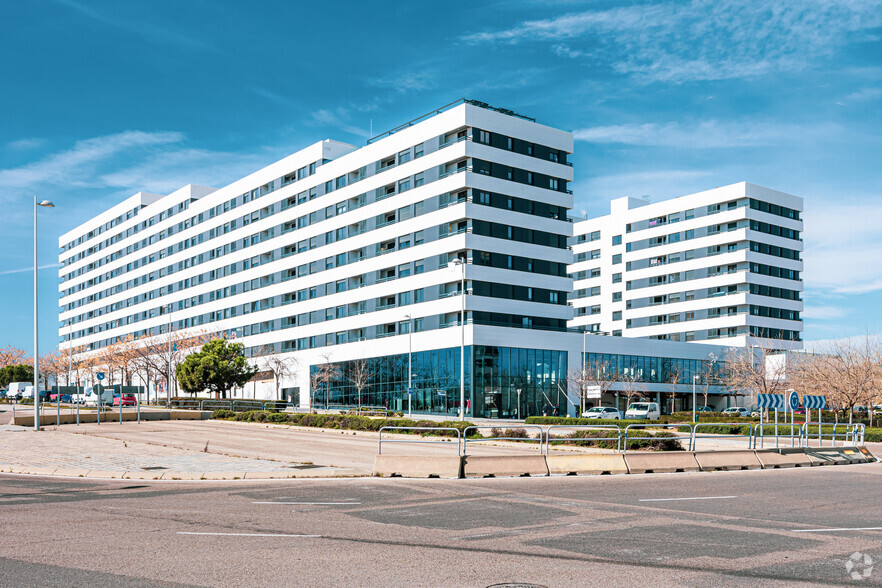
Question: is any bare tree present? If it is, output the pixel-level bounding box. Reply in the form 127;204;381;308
259;348;298;402
619;371;647;409
579;360;616;413
0;345;29;368
665;363;685;414
309;351;340;412
347;357;375;414
699;354;720;410
720;346;783;408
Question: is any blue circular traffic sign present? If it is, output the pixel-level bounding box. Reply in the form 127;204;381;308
96;372;105;381
787;390;799;411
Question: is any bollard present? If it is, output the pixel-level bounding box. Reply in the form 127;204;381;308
137;395;141;424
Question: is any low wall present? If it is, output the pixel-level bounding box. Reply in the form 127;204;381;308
373;447;877;478
10;409;211;427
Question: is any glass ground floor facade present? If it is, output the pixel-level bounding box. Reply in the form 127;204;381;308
311;345;569;419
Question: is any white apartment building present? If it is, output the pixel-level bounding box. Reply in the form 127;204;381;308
569;182;803;351
59;100;578;418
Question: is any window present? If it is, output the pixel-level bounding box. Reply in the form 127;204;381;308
612;235;622;246
612;254;622;264
549;178;559;190
612;292;622;302
477;130;490;144
612;272;622;283
612;311;622;321
589;230;601;242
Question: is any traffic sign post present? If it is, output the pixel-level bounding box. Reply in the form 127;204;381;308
96;372;105;381
786;390;799;447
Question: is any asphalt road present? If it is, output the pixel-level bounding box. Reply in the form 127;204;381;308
1;464;881;587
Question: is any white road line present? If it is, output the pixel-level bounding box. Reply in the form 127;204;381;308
252;501;361;505
177;532;321;538
639;495;737;502
791;527;882;533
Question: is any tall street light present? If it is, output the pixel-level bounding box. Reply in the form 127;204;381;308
404;314;413;419
448;258;466;421
33;197;55;432
692;374;700;423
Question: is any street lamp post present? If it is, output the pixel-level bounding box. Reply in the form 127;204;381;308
448;258;466;421
692;374;700;423
404;314;413;419
581;331;587;416
33;197;55;432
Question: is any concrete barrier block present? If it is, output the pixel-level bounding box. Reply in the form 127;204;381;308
546;453;628;475
623;452;700;474
373;455;463;479
169;410;211;420
694;450;762;471
858;446;879;462
804;446;868;465
462;455;549;478
755;449;813;468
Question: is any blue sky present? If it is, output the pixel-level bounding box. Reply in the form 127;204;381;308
1;0;881;354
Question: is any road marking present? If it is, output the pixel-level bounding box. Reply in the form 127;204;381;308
639;495;737;502
791;527;882;533
252;501;361;505
178;532;321;538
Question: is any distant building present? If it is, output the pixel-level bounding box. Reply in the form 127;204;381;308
569;183;803;351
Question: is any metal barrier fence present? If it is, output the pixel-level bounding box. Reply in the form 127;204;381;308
623;423;693;450
462;425;544;456
378;426;463;455
169;399;201;410
690;423;754;451
262;400;290;412
544;424;622;453
200;399;233;412
752;423;802;448
232;400;264;412
799;422;865;447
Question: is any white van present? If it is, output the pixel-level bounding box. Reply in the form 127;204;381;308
83;387;114;406
625;401;661;420
8;383;33;400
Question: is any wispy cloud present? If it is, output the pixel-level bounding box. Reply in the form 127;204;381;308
574;120;839;148
309;109;371;138
803;201;882;295
52;0;218;52
0;131;184;193
0;263;62;276
837;87;882;105
463;0;882;82
802;305;848;320
6;138;46;151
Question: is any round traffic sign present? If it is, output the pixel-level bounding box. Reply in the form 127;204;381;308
96;372;105;381
787;390;799;411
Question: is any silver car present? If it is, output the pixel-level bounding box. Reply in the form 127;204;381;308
581;406;622;420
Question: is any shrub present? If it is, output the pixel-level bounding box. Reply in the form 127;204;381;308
211;409;235;419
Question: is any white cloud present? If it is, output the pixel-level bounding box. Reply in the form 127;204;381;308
574;120;840;148
309;109;371;138
802;305;847;320
842;87;882;103
802;201;882;295
52;0;218;52
6;138;46;151
463;0;882;82
0;263;62;276
552;43;590;59
0;131;183;193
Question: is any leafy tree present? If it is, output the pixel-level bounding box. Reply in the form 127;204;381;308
0;364;35;388
175;339;258;399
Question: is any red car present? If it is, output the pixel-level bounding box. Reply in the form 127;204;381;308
112;394;137;406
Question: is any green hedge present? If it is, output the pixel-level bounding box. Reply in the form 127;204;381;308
211;410;475;437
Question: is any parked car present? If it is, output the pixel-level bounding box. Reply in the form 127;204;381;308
581;406;622;420
721;407;751;418
112;394;137;407
695;406;714;413
49;393;72;403
624;402;661;420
